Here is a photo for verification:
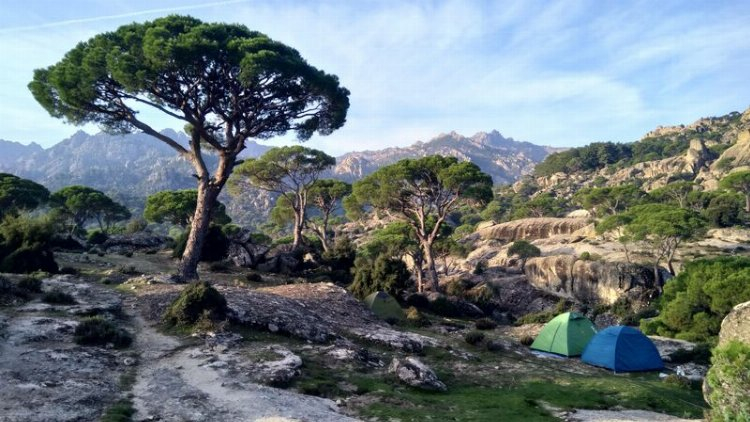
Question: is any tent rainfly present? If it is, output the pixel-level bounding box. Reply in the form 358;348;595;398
363;291;405;322
581;325;664;372
530;311;597;357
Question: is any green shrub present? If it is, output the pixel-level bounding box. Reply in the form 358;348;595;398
519;335;535;346
42;289;76;305
668;343;712;365
163;281;228;327
245;273;263;283
428;295;461;317
405;306;431;327
101;399;136;422
87;230;108;245
58;266;79;275
208;261;231;273
706;341;750;421
475;317;498;330
0;214;58;274
349;253;410;300
464;330;485;345
74;316;132;348
322;237;356;273
649;256;750;343
473;260;487;275
17;276;42;293
172;225;229;262
125;218;148;234
445;279;469;297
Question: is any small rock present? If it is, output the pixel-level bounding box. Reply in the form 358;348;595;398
123;357;136;366
388;356;446;391
675;363;708;381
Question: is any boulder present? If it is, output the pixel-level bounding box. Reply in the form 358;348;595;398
388;357;446;391
254;346;303;386
477;218;591;242
523;255;661;305
226;229;270;268
101;233;170;254
718;300;750;346
256;245;301;274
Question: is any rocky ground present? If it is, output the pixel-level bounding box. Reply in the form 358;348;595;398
0;251;710;422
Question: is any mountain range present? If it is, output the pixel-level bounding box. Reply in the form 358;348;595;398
0;129;556;226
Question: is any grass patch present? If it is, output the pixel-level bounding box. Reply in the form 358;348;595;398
101;399;135;422
355;374;706;421
42;289;76;305
74;316;133;348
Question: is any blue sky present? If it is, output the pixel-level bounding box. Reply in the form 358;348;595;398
1;0;749;155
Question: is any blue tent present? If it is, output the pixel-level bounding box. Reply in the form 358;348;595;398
581;326;664;372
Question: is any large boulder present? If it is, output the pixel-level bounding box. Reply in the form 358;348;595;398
388;357;446;391
718;300;750;346
477;218;591;242
256;245;301;274
226;229;270;268
522;256;661;305
101;233;170;254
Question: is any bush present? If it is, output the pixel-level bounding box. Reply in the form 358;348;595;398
17;276;42;293
428;295;461;317
87;230;108;245
668;343;712;365
172;225;229;262
519;335;535;346
648;256;750;343
0;214;59;274
349;253;410;300
58;266;79;275
464;330;485;345
322;237;356;273
245;273;263;283
405;306;431;327
125;218;148;234
42;289;76;305
486;340;505;352
706;341;750;421
475;317;498;330
208;261;232;273
473;260;487;275
163;281;228;327
74;316;132;348
445;279;470;298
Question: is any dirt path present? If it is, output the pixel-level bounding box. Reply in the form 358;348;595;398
126;298;359;422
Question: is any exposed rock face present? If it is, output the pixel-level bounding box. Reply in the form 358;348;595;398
137;282;439;352
226;228;270;268
332;130;558;184
252;346;303;386
603;138;711;191
101;233;170;254
388;357;446;391
477;218;592;241
522;256;659;305
718;300;750;346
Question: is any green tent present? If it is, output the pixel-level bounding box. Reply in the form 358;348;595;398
530;311;597;357
364;291;405;322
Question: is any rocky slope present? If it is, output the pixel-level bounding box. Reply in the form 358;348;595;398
0;129;555;226
528;107;750;196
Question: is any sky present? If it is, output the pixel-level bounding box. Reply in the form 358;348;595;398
1;0;750;156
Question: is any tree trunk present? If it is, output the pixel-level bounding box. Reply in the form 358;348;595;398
178;180;220;280
653;264;662;293
745;194;750;213
292;208;305;249
422;242;440;292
